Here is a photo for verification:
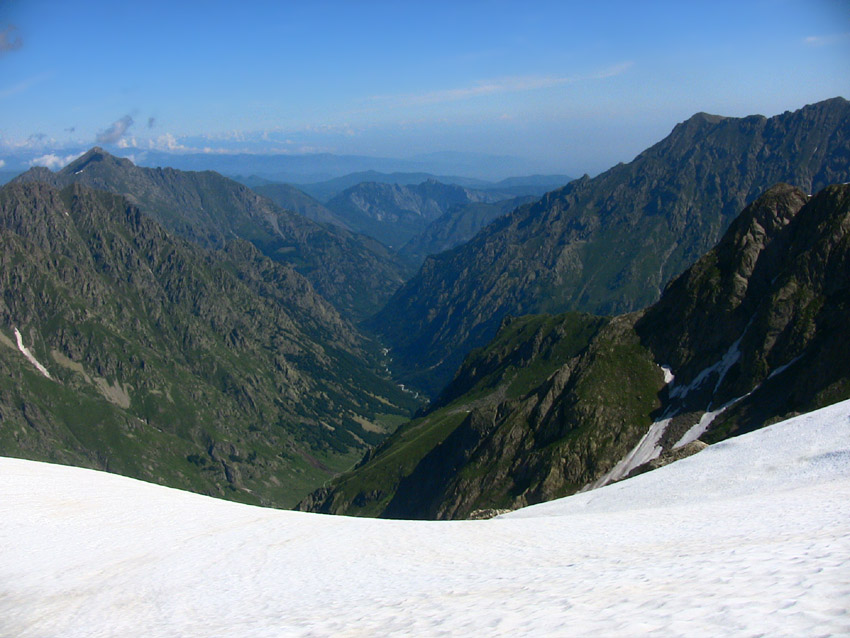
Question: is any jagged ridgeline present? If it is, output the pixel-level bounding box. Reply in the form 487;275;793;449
0;182;419;507
13;151;411;321
299;183;850;519
370;98;850;396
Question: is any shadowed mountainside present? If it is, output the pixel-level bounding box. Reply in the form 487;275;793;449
369;98;850;396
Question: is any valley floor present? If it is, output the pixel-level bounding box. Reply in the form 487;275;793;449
2;400;849;637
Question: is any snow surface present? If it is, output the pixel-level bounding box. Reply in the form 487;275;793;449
2;400;850;637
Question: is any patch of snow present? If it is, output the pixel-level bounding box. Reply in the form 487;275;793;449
1;399;849;637
13;327;51;379
661;364;674;385
674;354;805;449
674;403;727;448
767;355;803;380
669;331;746;401
584;417;671;490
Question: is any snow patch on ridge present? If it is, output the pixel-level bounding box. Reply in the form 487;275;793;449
669;333;744;401
13;327;51;379
674;352;804;449
585;417;671;490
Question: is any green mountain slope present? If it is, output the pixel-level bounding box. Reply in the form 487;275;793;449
299;183;850;519
369;98;850;396
0;182;419;507
13;149;410;321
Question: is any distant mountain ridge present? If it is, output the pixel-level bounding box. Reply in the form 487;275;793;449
13;149;411;320
323;180;507;249
398;195;536;264
300;182;850;519
250;182;352;229
294;171;572;202
257;176;563;262
369;97;850;396
0;181;418;507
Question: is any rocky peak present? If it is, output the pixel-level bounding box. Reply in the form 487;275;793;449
61;147;135;174
635;184;809;387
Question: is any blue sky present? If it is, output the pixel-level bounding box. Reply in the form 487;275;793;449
1;0;848;175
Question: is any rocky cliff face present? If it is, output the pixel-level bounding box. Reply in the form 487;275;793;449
369;98;850;396
300;183;850;519
14;149;410;321
637;182;850;442
0;182;418;507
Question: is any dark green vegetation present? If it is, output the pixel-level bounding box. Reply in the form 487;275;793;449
299;183;850;519
370;98;850;396
0;182;419;507
13;150;410;321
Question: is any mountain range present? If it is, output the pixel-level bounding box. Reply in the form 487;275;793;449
0;148;553;184
12;150;411;321
289;171;572;202
299;181;850;519
0;181;418;507
2;96;848;521
398;195;536;264
369;97;850;396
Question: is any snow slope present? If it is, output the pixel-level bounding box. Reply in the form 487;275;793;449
2;400;849;637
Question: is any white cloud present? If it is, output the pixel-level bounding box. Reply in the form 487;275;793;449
96;115;134;144
0;159;5;168
151;133;189;151
803;33;850;47
27;152;83;170
0;72;53;100
368;62;634;108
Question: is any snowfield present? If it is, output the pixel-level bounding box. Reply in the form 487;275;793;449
2;401;849;637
